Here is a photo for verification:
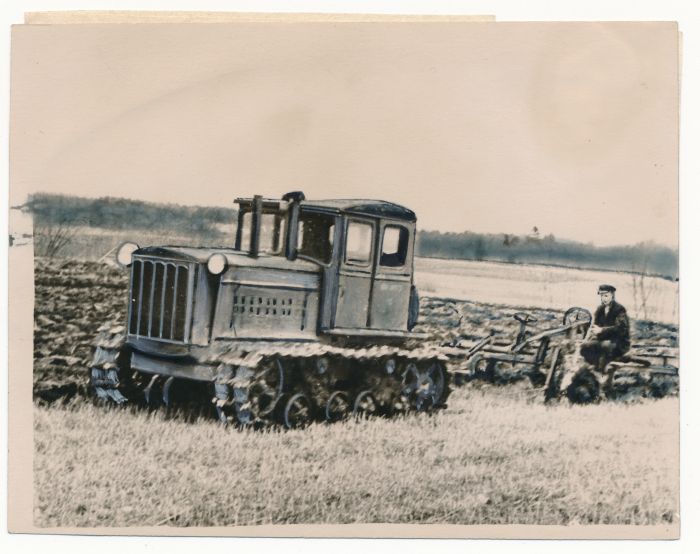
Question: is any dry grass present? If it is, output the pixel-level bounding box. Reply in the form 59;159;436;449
34;387;678;528
35;225;233;261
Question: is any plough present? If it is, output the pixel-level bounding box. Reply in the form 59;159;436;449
443;307;679;403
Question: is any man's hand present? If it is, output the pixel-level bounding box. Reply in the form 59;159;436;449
589;324;603;337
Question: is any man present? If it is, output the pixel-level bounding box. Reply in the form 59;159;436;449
580;284;630;379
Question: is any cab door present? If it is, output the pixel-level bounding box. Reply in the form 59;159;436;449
368;222;413;330
333;218;375;329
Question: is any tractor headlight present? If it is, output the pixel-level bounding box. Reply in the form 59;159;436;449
207;253;228;275
116;242;139;267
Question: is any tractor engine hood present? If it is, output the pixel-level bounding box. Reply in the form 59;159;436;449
127;246;323;347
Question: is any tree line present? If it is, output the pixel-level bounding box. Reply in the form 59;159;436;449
416;229;678;279
25;193;235;235
24;193;678;278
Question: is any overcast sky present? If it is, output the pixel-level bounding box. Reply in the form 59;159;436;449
10;21;678;247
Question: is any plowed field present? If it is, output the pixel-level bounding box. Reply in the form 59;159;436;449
33;258;678;402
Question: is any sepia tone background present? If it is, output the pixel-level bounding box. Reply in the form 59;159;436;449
8;14;680;538
10;20;678;247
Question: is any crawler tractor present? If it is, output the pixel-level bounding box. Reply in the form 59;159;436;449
90;192;451;427
88;192;677;421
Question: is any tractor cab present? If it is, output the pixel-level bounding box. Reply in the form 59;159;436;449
234;192;419;336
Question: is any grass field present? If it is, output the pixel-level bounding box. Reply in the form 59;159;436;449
34;387;678;527
31;253;679;529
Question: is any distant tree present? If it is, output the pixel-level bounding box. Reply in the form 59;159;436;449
474;237;486;261
35;220;78;259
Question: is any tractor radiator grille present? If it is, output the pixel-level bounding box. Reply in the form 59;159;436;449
128;258;195;343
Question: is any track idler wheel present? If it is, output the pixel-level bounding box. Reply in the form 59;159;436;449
248;359;285;419
325;391;351;422
283;393;313;429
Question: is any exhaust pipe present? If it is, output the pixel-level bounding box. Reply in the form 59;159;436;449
282;191;305;261
249;195;263;258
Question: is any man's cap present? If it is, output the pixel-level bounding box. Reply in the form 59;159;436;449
598;284;616;294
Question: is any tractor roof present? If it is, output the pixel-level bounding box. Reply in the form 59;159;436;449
235;196;416;222
301;199;415;222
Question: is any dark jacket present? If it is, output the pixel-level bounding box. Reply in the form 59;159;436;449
593;301;630;352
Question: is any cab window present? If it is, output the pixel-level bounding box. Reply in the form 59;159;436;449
380;225;409;267
345;220;373;265
297;211;335;265
238;211;284;255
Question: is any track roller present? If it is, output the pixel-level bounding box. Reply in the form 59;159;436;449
283;392;313;429
325;391;351;422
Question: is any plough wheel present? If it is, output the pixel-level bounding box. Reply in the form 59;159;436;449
562;307;592;337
